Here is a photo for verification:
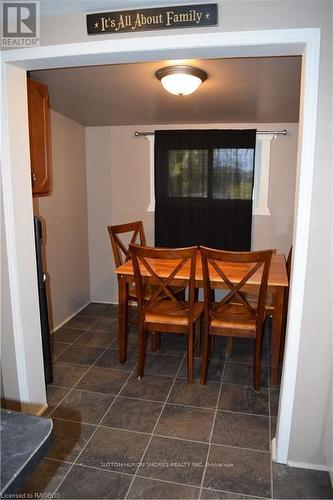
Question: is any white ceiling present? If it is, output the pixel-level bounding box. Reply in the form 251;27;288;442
30;56;301;126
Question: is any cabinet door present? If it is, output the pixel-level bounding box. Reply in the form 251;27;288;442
27;78;52;196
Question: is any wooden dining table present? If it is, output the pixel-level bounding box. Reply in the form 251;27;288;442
115;252;289;385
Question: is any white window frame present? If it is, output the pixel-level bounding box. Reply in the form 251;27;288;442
253;133;274;216
147;135;155;212
146;132;273;215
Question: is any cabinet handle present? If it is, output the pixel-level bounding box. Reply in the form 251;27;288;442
31;171;37;185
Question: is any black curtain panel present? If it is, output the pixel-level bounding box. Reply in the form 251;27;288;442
154;129;256;250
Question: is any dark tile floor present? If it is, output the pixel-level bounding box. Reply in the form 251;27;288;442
22;303;333;500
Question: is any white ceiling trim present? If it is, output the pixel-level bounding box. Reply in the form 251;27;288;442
3;28;307;70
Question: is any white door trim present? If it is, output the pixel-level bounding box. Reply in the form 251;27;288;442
0;28;321;463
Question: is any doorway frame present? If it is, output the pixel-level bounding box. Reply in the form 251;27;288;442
0;27;320;464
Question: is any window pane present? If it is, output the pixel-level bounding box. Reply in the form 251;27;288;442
213;148;254;199
168;150;208;198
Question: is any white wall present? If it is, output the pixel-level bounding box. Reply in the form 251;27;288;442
1;180;20;410
85;126;153;303
1;64;47;414
86;122;298;304
252;125;298;253
33;110;90;330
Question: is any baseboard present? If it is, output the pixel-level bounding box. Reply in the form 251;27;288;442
89;300;118;305
272;442;332;478
36;403;48;416
287;460;332;473
89;300;137;306
51;301;91;333
20;402;48;415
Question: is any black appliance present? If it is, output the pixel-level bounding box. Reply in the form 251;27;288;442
34;216;53;385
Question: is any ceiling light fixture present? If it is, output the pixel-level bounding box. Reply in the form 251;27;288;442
155;65;208;96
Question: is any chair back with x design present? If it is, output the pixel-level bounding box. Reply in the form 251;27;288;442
129;244;197;324
130;244;202;384
200;247;273;328
108;221;146;268
200;247;273;390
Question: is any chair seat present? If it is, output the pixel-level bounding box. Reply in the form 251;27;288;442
145;300;204;326
210;303;257;332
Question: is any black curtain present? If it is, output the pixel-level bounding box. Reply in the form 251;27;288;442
154;129;256;250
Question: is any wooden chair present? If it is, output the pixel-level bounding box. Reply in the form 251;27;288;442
224;249;277;356
200;247;273;391
130;244;203;384
108;220;148;313
108;221;146;268
108;221;160;352
242;247;292;364
242;249;276;313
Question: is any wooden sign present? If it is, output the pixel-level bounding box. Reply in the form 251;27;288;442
87;4;218;35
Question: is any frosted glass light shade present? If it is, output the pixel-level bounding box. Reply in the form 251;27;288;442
156;65;207;96
160;73;202;95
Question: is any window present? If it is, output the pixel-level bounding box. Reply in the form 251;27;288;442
147;132;273;215
154;129;256;250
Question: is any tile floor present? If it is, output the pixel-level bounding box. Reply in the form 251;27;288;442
22;303;333;499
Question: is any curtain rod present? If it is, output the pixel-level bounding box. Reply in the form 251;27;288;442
134;129;287;137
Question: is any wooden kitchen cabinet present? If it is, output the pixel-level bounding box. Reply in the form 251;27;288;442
27;78;52;196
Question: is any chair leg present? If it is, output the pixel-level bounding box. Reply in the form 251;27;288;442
200;326;210;385
254;330;263;391
226;337;233;356
195;318;201;357
208;335;212;361
151;333;160;352
187;328;194;384
137;325;146;380
118;283;129;364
